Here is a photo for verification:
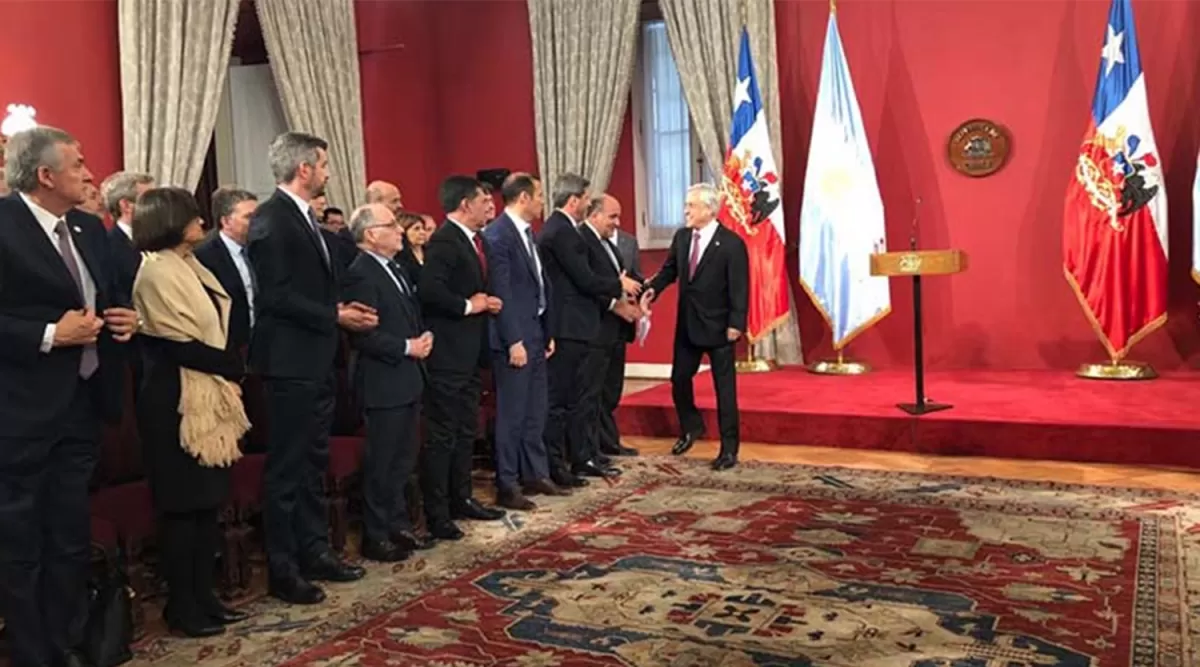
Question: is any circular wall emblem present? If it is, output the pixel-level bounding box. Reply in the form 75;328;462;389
947;119;1011;177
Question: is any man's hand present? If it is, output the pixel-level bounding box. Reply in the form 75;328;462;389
620;271;642;297
337;302;379;331
467;293;489;315
613;299;642;323
54;309;104;347
486;296;503;314
102;307;138;342
726;328;741;342
407;333;433;359
546;338;555;359
508;341;527;368
639;289;655;315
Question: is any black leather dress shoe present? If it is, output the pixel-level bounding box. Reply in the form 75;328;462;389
711;453;737;471
671;432;702;456
498;488;537;510
429;521;464;541
362;539;410;563
452;498;506;521
268;575;326;605
523;478;571;496
203;601;250;624
392;529;435;551
551;470;589;488
573;460;620;478
301;554;366;582
594;453;613;467
601;442;640;456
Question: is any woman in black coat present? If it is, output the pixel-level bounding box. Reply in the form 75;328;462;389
132;188;251;637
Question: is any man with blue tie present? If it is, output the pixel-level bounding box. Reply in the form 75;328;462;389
483;173;569;510
343;203;434;561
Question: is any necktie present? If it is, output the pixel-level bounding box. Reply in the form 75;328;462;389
240;246;256;327
387;261;410;295
306;208;331;266
473;234;488;279
688;230;701;280
54;220;98;378
523;226;546;313
604;238;621;271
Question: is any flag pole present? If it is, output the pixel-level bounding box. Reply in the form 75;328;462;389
807;345;870;375
736;339;776;373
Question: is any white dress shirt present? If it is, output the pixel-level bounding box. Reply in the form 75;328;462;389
507;208;545;317
21;194;97;353
365;250;412;356
279;186;330;260
117;220;133;241
219;231;256;327
447;216;481;316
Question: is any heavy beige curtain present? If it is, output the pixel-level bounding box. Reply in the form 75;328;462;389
118;0;239;189
256;0;367;208
528;0;641;191
659;0;802;364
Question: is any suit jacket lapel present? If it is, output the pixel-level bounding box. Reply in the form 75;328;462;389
9;197;84;305
278;191;331;275
370;258;419;329
502;214;539;282
447;219;484;284
68;219;104;302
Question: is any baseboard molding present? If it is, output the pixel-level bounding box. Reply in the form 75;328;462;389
625;362;709;380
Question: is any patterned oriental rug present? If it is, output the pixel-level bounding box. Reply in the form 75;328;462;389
129;457;1199;667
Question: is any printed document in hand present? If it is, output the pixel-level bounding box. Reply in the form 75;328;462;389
636;314;651;346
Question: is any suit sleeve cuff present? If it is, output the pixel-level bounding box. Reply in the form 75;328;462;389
41;324;56;353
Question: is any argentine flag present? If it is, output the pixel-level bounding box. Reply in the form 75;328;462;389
798;10;891;350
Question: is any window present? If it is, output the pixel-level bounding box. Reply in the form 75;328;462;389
632;19;708;250
213;60;288;201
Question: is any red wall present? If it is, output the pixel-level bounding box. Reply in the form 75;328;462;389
14;0;1200;371
361;0;1200;371
0;0;123;184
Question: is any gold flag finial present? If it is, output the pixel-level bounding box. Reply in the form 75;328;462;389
830;0;837;14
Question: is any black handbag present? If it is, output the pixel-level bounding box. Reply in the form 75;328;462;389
82;545;134;667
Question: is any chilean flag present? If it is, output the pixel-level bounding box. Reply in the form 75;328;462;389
717;29;789;343
1063;0;1167;362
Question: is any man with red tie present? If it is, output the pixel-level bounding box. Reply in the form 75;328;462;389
417;175;506;540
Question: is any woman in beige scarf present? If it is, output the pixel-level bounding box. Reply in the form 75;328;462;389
131;187;250;637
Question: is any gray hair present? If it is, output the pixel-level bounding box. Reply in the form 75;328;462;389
551;172;590;209
100;171;154;218
348;204;378;243
687;182;721;213
585;193;608;218
267;131;328;184
211;187;257;226
4;126;75;193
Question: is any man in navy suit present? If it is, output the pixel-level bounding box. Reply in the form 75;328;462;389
99;171;155;304
483;173;570;510
0;126;138;667
343;203;434;561
247;132;378;606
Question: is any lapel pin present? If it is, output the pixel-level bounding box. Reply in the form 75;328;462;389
72;226;82;233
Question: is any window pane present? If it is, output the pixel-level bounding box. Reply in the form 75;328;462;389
641;21;690;242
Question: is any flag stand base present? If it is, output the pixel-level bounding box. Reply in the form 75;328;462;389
807;351;870;375
736;346;775;374
1076;360;1157;380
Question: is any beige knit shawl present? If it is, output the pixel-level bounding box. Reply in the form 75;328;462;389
132;250;249;467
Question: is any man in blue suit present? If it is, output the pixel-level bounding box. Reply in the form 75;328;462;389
483;173;570;510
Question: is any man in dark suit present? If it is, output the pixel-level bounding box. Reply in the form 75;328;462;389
642;183;749;471
583;194;640;458
483;173;570;510
247;132;378;606
538;173;640;483
343;203;434;561
194;187;258;355
418;175;506;541
320;206;358;272
99;171;155;303
615;226;640;280
0;126;138;667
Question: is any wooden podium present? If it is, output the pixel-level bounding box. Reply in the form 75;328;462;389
869;249;968;415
